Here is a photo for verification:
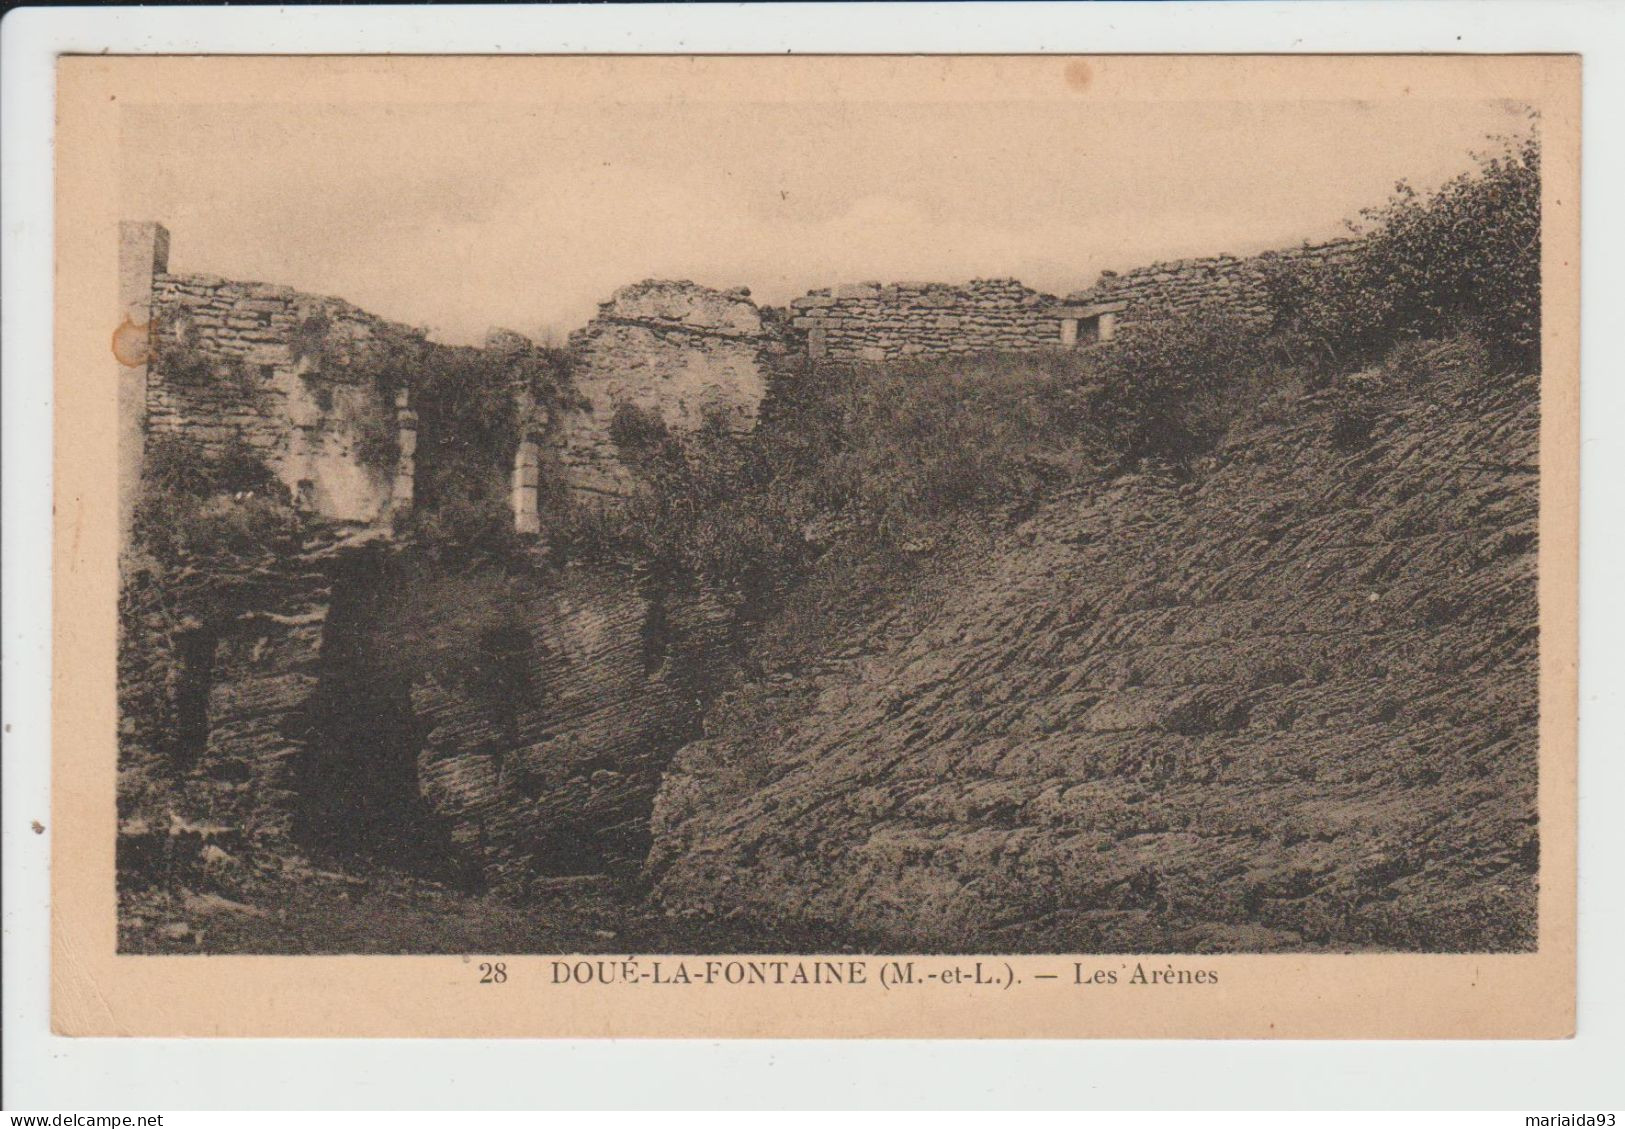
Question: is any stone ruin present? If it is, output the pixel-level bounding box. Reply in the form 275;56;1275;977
116;220;1397;904
788;278;1124;362
555;278;788;499
119;220;1365;542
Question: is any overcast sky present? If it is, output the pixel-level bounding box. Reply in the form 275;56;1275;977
122;96;1527;345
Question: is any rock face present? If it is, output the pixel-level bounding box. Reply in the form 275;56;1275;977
299;562;737;896
118;526;369;882
120;529;738;896
559;280;782;498
648;357;1539;953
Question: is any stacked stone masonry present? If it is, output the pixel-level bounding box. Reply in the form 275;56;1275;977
560;280;786;498
788;278;1089;362
1071;238;1366;331
128;222;1368;526
147;270;426;523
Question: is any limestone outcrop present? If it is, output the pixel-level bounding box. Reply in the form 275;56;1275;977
648;356;1539;953
121;536;739;896
399;570;735;892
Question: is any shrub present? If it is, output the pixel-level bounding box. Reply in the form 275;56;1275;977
397;488;522;567
290;311;333;368
405;341;580;517
212;432;282;497
1379;335;1492;390
350;400;400;472
1327;392;1379;451
608;402;672;455
141;432;280;499
142;433;215;496
151;317;235;388
553;351;1110;603
132;488;302;566
1266;127;1541;369
1364;129;1540;365
1247;368;1310;427
1085;307;1267;468
1261;254;1396;375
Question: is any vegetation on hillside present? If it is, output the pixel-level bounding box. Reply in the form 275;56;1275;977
1266;126;1541;369
385;339;578;565
549;352;1111;615
549;128;1542;620
130;433;301;567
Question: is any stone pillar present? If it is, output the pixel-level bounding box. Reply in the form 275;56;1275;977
1098;312;1118;343
117;221;169;543
512;434;541;535
1059;318;1079;348
391;387;416;517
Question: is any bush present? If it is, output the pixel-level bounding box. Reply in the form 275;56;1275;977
608;402;672;455
405;340;580;520
1085;308;1268;468
1261;254;1396;375
212;433;282;497
397;488;523;567
1379;334;1492;390
151;317;247;389
132;488;302;565
350;401;400;472
290;311;333;368
1365;129;1540;364
552;351;1110;602
142;433;216;497
132;434;300;567
141;432;281;500
1266;128;1541;369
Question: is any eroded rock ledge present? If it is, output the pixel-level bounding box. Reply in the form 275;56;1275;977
647;364;1540;954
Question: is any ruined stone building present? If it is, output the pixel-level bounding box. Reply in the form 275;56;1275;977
119;220;1363;540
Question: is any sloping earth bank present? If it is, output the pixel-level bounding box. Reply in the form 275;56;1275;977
648;363;1540;953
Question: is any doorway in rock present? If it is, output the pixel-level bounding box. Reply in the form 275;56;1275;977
290;545;468;885
170;623;218;769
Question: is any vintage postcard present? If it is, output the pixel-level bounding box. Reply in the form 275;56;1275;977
53;53;1577;1038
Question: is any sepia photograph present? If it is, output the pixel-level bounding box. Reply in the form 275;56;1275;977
45;51;1578;1040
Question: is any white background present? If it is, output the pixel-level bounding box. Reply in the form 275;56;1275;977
4;1;1623;1112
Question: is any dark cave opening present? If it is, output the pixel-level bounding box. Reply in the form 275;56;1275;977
290;546;471;885
171;624;218;769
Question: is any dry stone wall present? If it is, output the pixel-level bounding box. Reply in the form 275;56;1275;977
788;278;1074;362
130;222;1372;528
147;271;426;523
782;240;1367;364
560;280;785;498
1072;238;1365;330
